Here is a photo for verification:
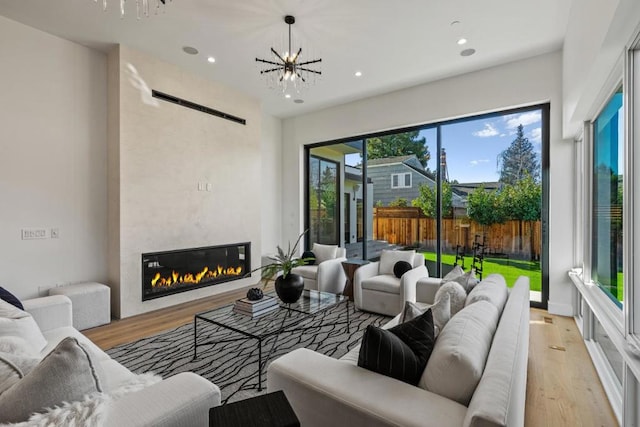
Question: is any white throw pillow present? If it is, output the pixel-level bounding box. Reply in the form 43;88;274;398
379;250;416;276
435;281;467;316
0;300;47;353
312;243;338;264
420;300;500;405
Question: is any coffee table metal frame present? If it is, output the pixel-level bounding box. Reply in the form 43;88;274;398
193;290;349;391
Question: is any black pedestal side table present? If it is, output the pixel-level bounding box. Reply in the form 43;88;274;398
209;390;300;427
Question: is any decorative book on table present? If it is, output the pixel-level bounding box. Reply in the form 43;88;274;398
233;295;278;317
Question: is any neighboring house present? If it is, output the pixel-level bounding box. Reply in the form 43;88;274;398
367;155;466;212
450;182;502;197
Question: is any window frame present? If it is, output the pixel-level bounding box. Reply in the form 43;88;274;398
390;172;411;189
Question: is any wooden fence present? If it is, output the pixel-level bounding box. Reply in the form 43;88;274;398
373;207;541;259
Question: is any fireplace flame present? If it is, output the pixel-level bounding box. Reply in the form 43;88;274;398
150;265;243;288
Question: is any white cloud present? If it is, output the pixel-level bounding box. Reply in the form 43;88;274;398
473;123;499;138
530;127;542;143
470;159;489;166
500;133;506;137
504;111;541;129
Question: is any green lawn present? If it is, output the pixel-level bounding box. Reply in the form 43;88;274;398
421;252;542;292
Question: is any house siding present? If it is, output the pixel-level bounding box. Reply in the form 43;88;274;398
368;163;433;206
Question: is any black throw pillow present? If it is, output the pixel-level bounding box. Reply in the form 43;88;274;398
358;309;436;385
0;287;23;310
393;260;413;278
301;251;316;265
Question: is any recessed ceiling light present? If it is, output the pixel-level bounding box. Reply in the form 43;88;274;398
457;38;467;45
182;46;199;55
355;71;362;77
460;48;476;57
294;99;304;104
285;94;291;99
207;56;216;63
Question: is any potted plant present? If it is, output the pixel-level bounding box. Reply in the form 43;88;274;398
252;231;310;304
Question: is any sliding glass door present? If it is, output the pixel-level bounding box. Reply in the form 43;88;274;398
308;155;340;246
304;104;549;306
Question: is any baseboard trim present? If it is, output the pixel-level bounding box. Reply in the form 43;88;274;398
547;300;574;316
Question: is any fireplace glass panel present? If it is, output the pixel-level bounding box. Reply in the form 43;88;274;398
142;242;250;301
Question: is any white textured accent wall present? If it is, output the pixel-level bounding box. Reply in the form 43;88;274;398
108;46;262;318
0;16;107;299
260;113;283;255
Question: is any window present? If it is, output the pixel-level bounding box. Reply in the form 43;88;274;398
391;173;411;189
591;86;624;307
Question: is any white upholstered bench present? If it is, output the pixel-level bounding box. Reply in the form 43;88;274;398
48;282;111;330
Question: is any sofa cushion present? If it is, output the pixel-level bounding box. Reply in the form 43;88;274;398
0;299;47;353
0;337;103;423
435;281;467;316
465;274;508;313
312;243;338;264
291;264;318;281
361;274;400;294
420;300;500;406
0;287;23;310
41;326;111;362
400;292;450;336
358;309;435;385
379;250;416;275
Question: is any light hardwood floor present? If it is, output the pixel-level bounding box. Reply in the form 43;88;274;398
85;292;617;426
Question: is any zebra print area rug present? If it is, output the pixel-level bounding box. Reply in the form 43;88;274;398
107;302;388;404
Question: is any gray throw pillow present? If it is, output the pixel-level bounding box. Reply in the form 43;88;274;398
453;270;480;293
435;281;467;316
441;265;464;283
0;337;102;423
400;293;451;337
0;352;40;395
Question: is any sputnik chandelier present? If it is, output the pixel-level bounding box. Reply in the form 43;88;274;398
92;0;170;18
256;15;322;93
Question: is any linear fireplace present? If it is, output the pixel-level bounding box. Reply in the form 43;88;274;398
142;242;250;301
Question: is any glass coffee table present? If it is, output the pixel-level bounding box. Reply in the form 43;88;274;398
193;290;348;391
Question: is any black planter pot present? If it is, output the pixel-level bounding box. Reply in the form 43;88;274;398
275;273;304;304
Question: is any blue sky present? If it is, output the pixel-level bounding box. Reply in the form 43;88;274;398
421;110;543;183
344;109;543;183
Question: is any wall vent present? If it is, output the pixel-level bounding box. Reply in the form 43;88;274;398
152;90;246;125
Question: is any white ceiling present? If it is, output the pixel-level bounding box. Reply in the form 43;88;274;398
0;0;572;118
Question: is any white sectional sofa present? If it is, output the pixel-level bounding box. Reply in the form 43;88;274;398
7;295;220;426
268;275;530;427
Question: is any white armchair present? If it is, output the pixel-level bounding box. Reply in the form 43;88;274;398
354;250;427;316
291;243;348;294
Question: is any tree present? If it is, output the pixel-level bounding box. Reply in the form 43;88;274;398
467;186;506;227
500;175;541;255
412;182;453;218
367;131;430;168
389;197;409;207
498;124;540;185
